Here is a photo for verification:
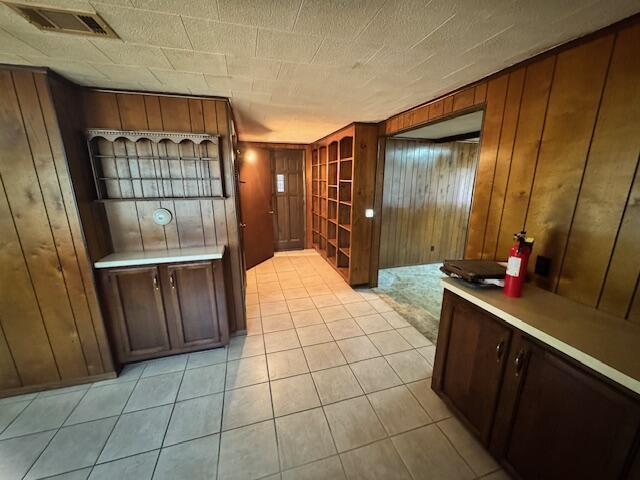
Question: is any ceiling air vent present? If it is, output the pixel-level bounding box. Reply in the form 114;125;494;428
3;2;118;38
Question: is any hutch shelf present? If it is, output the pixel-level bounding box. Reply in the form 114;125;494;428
86;129;225;201
311;123;378;285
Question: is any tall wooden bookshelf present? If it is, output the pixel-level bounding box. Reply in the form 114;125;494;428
311;123;378;285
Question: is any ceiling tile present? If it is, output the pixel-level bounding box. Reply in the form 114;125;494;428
205;74;253;93
182;17;257;57
278;61;333;83
257;29;322;62
226;55;281;80
357;0;456;48
93;3;192;48
312;38;381;66
0;30;45;56
91;63;160;83
18;32;112;62
162;49;227;75
0;3;40;35
150;67;208;90
294;0;385;39
218;0;302;31
21;55;107;77
89;39;172;68
131;0;218;19
0;52;30;65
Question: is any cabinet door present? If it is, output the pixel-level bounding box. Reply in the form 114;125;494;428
102;266;171;362
492;335;640;480
163;261;229;349
433;291;512;442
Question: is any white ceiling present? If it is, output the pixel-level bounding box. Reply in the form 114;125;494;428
395;110;483;140
0;0;638;143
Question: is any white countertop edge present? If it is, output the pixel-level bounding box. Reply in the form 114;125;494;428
94;246;224;269
442;280;640;395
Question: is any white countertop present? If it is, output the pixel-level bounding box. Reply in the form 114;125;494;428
441;277;640;395
94;245;225;269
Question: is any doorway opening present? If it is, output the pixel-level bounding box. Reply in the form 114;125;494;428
375;110;483;341
238;144;306;270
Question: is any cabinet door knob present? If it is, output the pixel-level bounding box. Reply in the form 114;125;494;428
496;340;505;362
514;350;526;376
153;275;159;290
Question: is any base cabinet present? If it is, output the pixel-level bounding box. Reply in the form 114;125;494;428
433;291;640;480
100;259;229;364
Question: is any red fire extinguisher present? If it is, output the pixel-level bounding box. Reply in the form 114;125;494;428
503;231;534;298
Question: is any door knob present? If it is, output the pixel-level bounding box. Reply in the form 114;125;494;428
240;223;247;228
268;210;274;214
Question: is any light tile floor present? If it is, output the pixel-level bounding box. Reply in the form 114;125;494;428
0;250;510;480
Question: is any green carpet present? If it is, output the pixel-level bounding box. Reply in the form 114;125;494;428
374;263;444;343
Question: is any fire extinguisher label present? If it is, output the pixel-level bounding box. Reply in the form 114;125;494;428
507;257;522;276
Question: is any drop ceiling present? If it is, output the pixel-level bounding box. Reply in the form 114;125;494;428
0;0;638;143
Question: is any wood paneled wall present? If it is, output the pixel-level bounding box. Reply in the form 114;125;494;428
380;140;478;268
0;68;114;395
82;90;245;332
384;19;640;322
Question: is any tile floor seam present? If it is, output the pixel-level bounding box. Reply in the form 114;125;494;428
306;359;347;479
83;369;143;478
21;386;92;480
149;362;188;479
214;342;229;480
434;418;484;479
0;397;35;438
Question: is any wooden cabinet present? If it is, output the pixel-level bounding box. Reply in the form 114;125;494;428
102;266;171;361
162;262;228;349
100;259;228;364
493;335;640;480
433;291;640;480
433;290;511;442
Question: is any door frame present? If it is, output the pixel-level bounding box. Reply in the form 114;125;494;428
369;106;486;286
239;142;308;255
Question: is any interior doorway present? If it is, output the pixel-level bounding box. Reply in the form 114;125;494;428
375;110;483;341
271;149;305;251
239;144;306;270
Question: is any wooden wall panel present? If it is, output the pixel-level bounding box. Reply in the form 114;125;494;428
481;69;525;259
82;91;244;332
558;23;640;306
378;19;640;322
495;56;556;258
0;68;115;395
524;34;614;290
465;75;509;258
379;139;479;268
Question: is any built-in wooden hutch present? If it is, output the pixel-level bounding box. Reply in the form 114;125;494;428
310;123;378;285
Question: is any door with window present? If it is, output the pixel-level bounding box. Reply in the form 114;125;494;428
271;149;305;251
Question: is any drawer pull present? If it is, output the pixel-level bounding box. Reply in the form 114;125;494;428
514;350;526;376
153;275;159;290
496;340;505;362
170;274;175;288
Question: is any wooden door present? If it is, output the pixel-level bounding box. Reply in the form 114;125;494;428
162;261;229;349
101;266;170;363
491;334;640;480
271;149;305;250
239;147;274;269
433;291;512;442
